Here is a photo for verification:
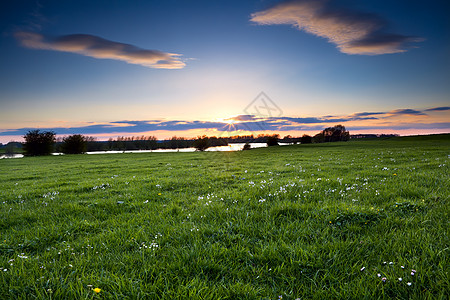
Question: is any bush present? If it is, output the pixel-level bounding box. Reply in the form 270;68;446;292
193;135;210;151
242;143;251;150
323;125;350;142
266;135;279;146
301;134;312;144
313;132;324;143
23;130;56;156
61;134;87;154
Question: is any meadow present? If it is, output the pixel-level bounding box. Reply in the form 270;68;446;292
0;135;448;299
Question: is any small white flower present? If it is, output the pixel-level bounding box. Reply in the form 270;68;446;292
407;282;412;286
398;278;402;281
377;273;381;277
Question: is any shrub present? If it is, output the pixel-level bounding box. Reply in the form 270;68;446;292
23;130;56;156
242;143;251;150
301;134;312;144
61;134;87;154
193;135;210;151
266;135;279;146
322;125;350;142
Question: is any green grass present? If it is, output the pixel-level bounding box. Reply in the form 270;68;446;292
1;135;449;299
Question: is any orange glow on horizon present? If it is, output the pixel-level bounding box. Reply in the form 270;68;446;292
2;128;450;144
1;110;449;144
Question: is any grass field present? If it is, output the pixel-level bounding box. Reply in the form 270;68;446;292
1;135;449;299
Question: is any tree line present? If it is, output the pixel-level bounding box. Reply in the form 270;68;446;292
14;125;350;156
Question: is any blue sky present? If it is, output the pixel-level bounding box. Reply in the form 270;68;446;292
1;0;449;142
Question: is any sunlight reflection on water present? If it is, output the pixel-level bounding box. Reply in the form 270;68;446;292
0;143;293;159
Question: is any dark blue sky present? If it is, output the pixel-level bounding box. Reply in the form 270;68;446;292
1;0;449;141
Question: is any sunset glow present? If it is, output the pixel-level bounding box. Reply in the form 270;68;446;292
0;0;449;143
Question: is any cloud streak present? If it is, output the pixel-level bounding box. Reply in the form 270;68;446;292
1;107;448;137
387;108;426;116
350;108;432;118
250;0;422;55
2;119;448;136
15;31;186;69
424;106;450;112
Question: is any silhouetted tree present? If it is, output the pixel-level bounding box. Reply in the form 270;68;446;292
61;134;87;154
266;134;279;146
23;130;56;156
193;135;210;151
115;136;126;150
168;136;192;149
242;142;251;150
85;136;106;151
313;125;350;143
313;132;325;143
301;134;312;144
323;125;350;142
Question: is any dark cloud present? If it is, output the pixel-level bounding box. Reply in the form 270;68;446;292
351;109;431;118
250;0;422;55
277;115;378;123
110;120;153;126
424;106;450;112
272;117;327;123
352;111;386;117
388;108;426;116
155;120;226;130
348;122;450;131
15;31;185;69
1;106;446;137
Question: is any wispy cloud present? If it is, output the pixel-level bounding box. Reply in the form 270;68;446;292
250;0;422;55
348;123;450;131
352;111;386;117
387;108;426;116
424;106;450;112
1;107;448;137
226;115;261;122
15;31;186;69
25;1;48;31
1;118;449;136
351;108;428;118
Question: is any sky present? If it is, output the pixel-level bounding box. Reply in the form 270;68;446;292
0;0;449;143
